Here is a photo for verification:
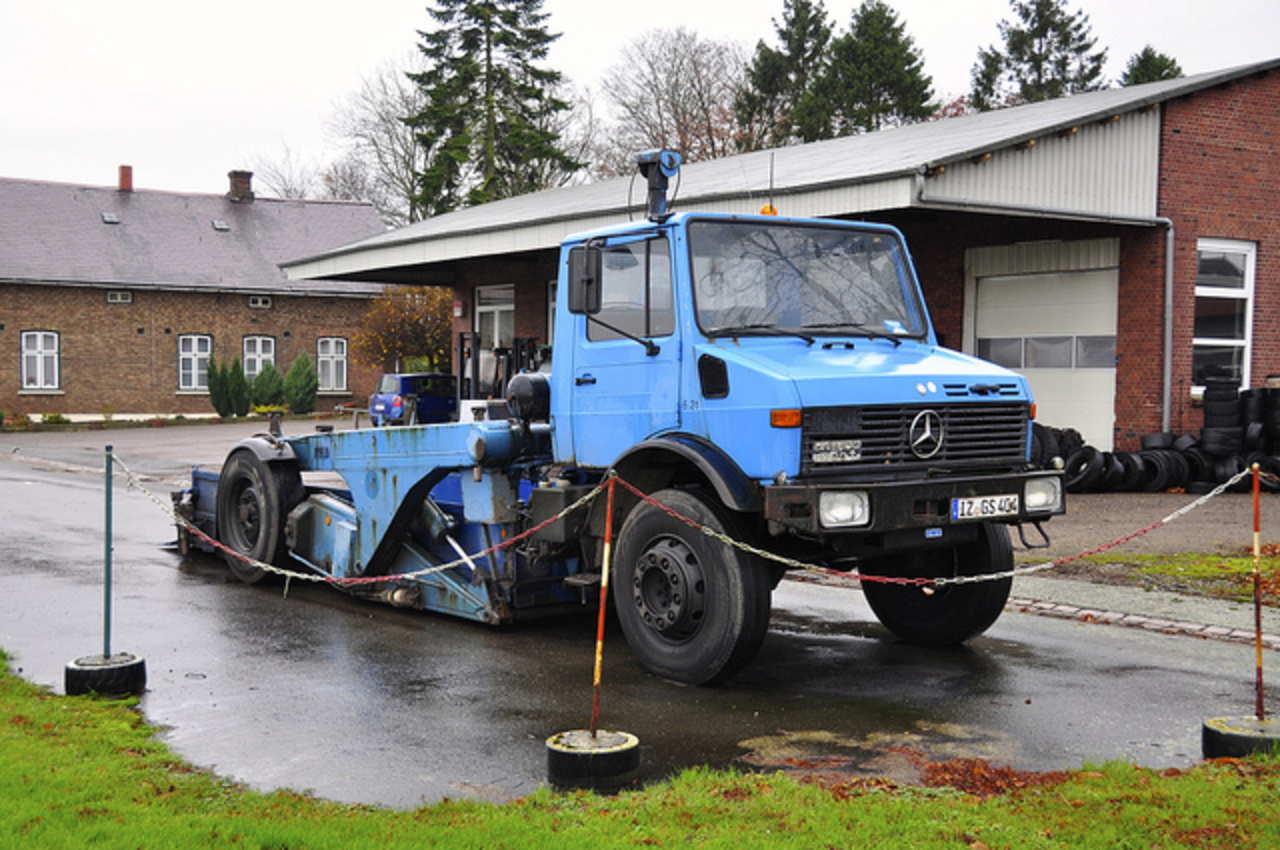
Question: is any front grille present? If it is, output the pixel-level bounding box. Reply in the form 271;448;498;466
801;402;1029;477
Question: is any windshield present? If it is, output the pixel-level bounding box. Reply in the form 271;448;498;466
688;220;927;339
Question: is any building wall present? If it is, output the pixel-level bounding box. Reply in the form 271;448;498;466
1;283;378;418
1161;71;1280;431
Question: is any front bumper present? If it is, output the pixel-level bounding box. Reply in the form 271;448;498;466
763;470;1064;537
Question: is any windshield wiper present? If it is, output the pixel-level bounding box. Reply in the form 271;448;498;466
704;323;815;345
801;321;905;346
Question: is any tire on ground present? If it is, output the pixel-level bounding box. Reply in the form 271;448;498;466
861;522;1013;646
215;448;305;584
65;653;147;697
612;488;772;685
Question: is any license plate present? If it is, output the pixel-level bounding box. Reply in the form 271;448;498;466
951;494;1019;521
812;438;862;463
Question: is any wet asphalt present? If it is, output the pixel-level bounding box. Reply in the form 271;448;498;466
1;419;1278;808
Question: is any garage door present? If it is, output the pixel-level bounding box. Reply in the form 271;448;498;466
968;243;1119;450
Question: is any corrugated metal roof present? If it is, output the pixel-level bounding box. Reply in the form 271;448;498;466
285;58;1279;281
0;177;388;296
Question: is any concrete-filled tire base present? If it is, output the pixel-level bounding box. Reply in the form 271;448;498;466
1202;716;1280;758
546;729;640;791
65;652;147;697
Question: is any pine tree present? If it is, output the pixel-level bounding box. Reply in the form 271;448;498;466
735;0;833;150
970;0;1107;111
283;353;320;415
207;358;231;418
1121;46;1183;86
405;0;581;215
228;357;250;418
250;361;285;409
818;1;934;135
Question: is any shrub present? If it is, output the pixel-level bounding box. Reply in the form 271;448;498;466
228;357;250;417
207;359;232;418
283;353;319;415
41;412;69;424
250;361;285;408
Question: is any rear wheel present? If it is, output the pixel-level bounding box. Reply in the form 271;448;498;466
216;448;304;584
613;488;771;685
861;522;1012;645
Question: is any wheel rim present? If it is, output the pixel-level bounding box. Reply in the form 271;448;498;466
632;536;707;642
231;481;263;550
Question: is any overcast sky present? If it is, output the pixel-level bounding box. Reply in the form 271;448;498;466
2;0;1276;195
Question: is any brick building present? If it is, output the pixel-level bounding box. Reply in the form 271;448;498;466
0;169;387;420
285;60;1280;451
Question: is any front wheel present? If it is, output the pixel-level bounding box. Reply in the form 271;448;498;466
215;448;304;584
861;522;1012;645
613;489;772;685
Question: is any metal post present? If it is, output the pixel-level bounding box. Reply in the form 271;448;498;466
104;445;114;659
590;476;616;738
1253;463;1265;721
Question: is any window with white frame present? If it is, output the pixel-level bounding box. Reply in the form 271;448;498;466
1193;238;1255;388
21;331;60;390
178;334;212;391
317;337;348;392
243;335;276;383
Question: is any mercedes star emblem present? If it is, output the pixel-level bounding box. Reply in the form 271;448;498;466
909;410;944;459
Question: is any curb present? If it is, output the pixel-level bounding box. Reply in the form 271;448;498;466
1007;595;1280;651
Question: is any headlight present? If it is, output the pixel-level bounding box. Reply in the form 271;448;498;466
818;491;870;528
1024;477;1063;513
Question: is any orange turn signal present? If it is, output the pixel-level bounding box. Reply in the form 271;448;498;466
1030;403;1037;420
771;409;802;428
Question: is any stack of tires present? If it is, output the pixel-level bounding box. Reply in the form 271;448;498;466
1041;378;1280;494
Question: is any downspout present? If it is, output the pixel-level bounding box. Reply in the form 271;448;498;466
913;170;1178;433
1159;218;1175;433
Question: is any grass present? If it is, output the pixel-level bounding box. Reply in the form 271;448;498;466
4;652;1280;848
1024;550;1280;606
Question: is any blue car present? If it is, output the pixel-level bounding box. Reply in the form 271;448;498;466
368;372;457;427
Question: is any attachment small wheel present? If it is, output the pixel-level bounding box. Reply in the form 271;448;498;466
215;447;304;583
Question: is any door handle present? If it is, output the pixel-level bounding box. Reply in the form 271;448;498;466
575;375;597;386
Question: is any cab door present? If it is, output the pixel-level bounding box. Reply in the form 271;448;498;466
569;235;681;467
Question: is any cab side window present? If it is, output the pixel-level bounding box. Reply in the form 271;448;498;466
587;237;674;341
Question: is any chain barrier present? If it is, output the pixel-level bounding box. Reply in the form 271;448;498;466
112;454;1264;593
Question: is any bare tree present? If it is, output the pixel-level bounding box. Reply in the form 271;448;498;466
596;28;746;175
253;145;324;200
328;57;431;227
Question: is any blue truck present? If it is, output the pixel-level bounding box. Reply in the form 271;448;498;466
178;151;1063;685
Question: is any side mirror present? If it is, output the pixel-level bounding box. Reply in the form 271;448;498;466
567;245;602;315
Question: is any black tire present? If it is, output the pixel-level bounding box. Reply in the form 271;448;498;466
1171;433;1199;453
613;488;772;685
1064;447;1103;492
861;522;1013;646
1096;453;1125;491
1116;451;1147;491
1139;431;1175;451
1183;447;1214;483
1200;426;1243;458
65;653;147;697
1138;450;1172;492
216;448;305;584
1054;427;1085;458
1259;456;1280;493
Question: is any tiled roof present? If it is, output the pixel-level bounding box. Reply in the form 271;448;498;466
0;176;388;296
